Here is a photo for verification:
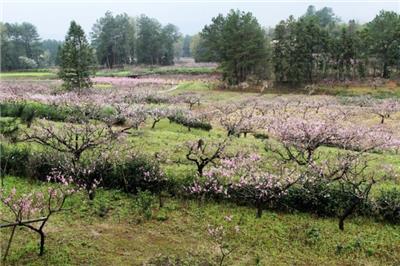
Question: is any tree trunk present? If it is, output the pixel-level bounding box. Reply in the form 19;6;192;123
151;120;159;129
338;201;358;231
198;165;204;177
3;225;17;261
88;190;96;200
158;193;163;208
256;203;263;218
382;62;389;78
39;230;45;256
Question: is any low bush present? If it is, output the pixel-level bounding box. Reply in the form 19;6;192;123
26;151;63;180
168;112;212;131
0;101;70;121
103;155;167;194
280;181;372;217
135;190;155;220
0;144;64;180
0;144;30;177
375;188;400;224
144;94;170;104
3;143;399;224
253;132;269;140
0;101;124;123
0;143;170;197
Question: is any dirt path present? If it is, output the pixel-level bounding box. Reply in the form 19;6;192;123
159;85;179;94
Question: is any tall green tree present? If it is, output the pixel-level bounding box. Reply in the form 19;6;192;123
363;11;400;78
0;23;12;70
330;21;364;80
190;33;212;62
182;35;192;57
201;9;269;85
160;24;180;65
273;15;327;85
136;15;180;65
41;39;63;67
136;15;163;65
1;22;42;70
58;21;95;90
272;19;291;83
91;11;136;68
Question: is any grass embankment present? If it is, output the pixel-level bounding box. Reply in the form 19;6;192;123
316;85;400;98
1;176;399;265
0;71;57;79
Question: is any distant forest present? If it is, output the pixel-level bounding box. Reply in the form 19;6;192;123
1;6;399;84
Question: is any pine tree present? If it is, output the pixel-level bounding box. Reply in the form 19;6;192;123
201;10;269;85
59;21;94;90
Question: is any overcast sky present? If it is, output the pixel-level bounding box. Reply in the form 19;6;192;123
1;0;399;40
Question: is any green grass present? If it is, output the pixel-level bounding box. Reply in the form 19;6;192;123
0;72;57;79
1;176;399;265
2;77;400;264
95;70;132;77
315;85;400;98
174;81;214;92
92;83;113;89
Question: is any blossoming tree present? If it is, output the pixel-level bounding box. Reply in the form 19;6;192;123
0;171;79;260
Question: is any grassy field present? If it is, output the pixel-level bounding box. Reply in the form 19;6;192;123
1;117;399;265
0;71;57;79
1;176;399;266
1;76;400;265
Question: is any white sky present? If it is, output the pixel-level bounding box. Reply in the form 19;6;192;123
1;0;399;40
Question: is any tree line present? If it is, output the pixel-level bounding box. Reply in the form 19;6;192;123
0;22;62;70
1;12;185;71
270;7;400;84
2;7;400;86
194;7;400;85
91;12;182;68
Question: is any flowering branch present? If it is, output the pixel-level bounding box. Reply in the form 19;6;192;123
0;171;79;260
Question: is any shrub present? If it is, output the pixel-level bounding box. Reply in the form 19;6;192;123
304;226;321;246
104;155;166;194
280;181;372;217
135;190;154;220
0;101;70;122
0;144;67;182
19;104;36;127
26;151;63;180
0;118;20;141
0;144;30;177
0;101;123;124
253;132;269;140
0;101;25;117
18;56;38;69
375;188;400;224
168;111;212;131
144;94;170;104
